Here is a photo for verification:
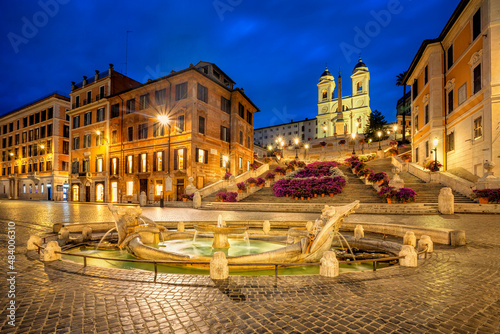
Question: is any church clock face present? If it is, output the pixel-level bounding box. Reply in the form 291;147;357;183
356;99;364;107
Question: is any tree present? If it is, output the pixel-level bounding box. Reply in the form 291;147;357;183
364;109;387;141
396;71;407;143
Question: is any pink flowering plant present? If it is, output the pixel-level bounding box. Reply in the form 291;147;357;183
394;187;417;202
256;177;265;186
246;177;257;185
274;167;286;175
223;172;232;180
237;182;247;191
424;160;443;172
368;172;388;183
357;168;373;177
472;188;500;203
265;172;275;181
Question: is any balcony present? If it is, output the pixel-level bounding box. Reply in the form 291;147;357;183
27;171;40;182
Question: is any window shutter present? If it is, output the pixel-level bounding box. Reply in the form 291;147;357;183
220;126;223;140
116;158;119;174
195;148;199;163
181;148;186;169
164;150;167;172
220;155;223;167
204;150;208;164
174;149;178;170
138;155;141;173
109;158;113;174
153;152;157;172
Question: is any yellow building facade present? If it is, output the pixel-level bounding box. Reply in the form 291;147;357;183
405;0;500;176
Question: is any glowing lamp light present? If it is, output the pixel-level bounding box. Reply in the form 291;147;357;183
158;114;169;125
305;144;309;149
433;137;439;147
377;131;382;138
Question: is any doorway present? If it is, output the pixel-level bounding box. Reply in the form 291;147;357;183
111;182;118;202
85;185;91;202
176;179;184;201
72;185;79;202
140;179;148;196
96;183;104;202
47;186;51;201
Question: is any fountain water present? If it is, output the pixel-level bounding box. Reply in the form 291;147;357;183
96;227;117;249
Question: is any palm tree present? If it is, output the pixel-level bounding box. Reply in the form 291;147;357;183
396;71;407;143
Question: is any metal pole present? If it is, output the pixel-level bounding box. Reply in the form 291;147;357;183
434;148;437;171
295;147;298;159
275;265;278;279
154;262;157;283
352;141;356;155
378;137;381;150
167;124;171;174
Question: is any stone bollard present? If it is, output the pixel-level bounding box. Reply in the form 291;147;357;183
438;187;454;214
418;235;433;258
58;227;70;244
177;221;185;232
398;245;417;267
82;226;92;241
403;231;416;247
53;223;63;233
210;252;229;280
139;191;147;207
320;251;339;277
41;241;62;261
450;230;466;246
354;225;364;241
27;235;43;251
193;191;202;209
263;220;270;234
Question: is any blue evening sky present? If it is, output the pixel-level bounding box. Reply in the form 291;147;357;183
0;0;457;128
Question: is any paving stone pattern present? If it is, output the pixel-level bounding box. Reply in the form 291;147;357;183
0;201;499;333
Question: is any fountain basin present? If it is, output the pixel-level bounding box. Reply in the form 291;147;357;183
194;224;248;248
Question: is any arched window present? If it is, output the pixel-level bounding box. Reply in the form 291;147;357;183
322;90;328;99
357;82;363;91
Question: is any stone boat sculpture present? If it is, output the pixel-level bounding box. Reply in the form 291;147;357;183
107;201;360;268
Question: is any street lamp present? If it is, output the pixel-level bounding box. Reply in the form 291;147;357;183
377;131;382;150
294;138;299;159
432;137;438;171
351;132;356;155
393;125;398;140
304;143;309;160
323;125;328;138
157;115;171;174
267;145;273;157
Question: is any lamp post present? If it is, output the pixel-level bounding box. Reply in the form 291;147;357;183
267;145;273;157
432;137;438;171
393;125;398;141
351;132;356;155
304;143;309;160
157;115;171;175
323;125;328;138
377;131;382;150
294;138;299;159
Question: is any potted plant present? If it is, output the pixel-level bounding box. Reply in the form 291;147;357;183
473;188;500;204
263;157;272;164
223;172;232;180
250;162;259;171
394;187;417;203
181;194;190;202
236;182;247;193
368;172;388;184
401;152;411;163
256;177;265;187
215;192;227;202
274;167;286;175
338;139;346;146
225;192;238;202
265;172;275;181
378;186;397;203
246;177;257;186
388;147;399;156
357;168;372;178
424;160;443;172
389;140;398;147
319;141;327;147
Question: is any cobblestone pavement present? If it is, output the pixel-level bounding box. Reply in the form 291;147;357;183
0;200;499;333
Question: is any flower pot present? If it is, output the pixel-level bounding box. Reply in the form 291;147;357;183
300;196;304;200
321;193;325;197
386;198;392;203
259;185;264;188
478;197;489;204
329;193;333;197
314;194;317;197
238;189;243;193
249;183;255;187
286;194;289;197
295;197;299;200
307;197;310;200
182;198;187;202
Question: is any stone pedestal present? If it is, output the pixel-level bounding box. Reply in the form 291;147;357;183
82;226;92;241
438;187;454;214
389;174;404;190
213;233;230;248
193;191;201;209
418;235;433;258
177;221;185;232
354;225;364;241
58;227;69;244
185;177;197;195
476;161;500;190
403;231;416;247
398;245;417;267
263;220;270;234
210;252;229;280
42;241;61;261
320;251;339;277
377;150;385;159
139;191;147;207
27;235;42;251
450;230;466;246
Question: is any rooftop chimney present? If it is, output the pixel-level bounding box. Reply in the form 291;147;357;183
71;81;76;91
94;70;100;81
109;64;114;76
82;76;88;86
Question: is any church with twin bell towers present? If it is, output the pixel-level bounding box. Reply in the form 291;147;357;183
316;58;372;138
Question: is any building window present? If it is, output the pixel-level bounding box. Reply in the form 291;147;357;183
82;159;90;172
424;66;428;85
196;148;208;164
473;8;481;40
322;90;327;100
153;123;164;137
96;156;103;172
96;132;104;146
126;181;133;196
155;89;166;105
140;153;147;172
239;131;243;145
473;64;481;94
62;125;68;138
239;157;242;169
197;83;208;103
23;117;27;128
174;148;185;170
29;114;34;126
412;79;418;100
446;132;455;152
72;160;79;174
177;115;185;132
221;155;229;168
221;126;230;142
63;141;69;154
40;127;45;139
238;103;244;118
138;123;148;140
199;116;205;134
474;116;482;139
111;103;119;118
41;110;46;122
448;90;454;114
458;83;467;105
424;104;429;125
155;180;163;196
175;82;188;100
127;127;133;141
47;107;53;119
83;134;91;148
84;112;92;126
139;94;149;110
126;99;135;114
96;108;105;122
221;97;231;113
425;141;429;157
414;114;419;131
73;115;80;129
246;111;253;125
73;137;80;150
155;151;163;171
46;161;52;170
86;91;92;104
447;44;453;70
247;136;251;149
99;85;105;99
112;130;117;144
111;157;118;175
127;155;133;173
34;128;39;140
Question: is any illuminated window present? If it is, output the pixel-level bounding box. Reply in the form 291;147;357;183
96;184;104;202
156;152;163;171
196;149;207;163
474;117;482;139
96;157;103;172
111;157;118;175
175;149;184;170
126;181;133;196
111;182;118;202
141;153;147;172
127;155;133;173
155;180;163;196
41;183;44;193
239;157;242;169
